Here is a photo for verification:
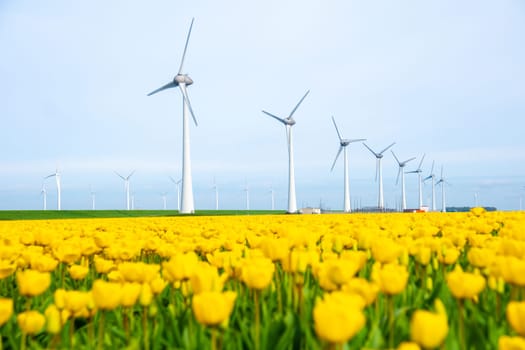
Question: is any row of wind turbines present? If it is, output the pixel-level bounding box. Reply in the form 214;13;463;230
145;18;450;214
40;18;448;214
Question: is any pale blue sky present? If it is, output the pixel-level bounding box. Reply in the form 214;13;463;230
1;0;524;210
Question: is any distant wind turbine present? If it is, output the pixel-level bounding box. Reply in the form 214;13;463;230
90;186;96;210
212;178;219;210
436;166;449;213
148;18;198;214
169;176;182;211
41;183;47;211
115;171;135;210
391;151;416;211
363;142;396;209
45;168;61;211
263;90;310;213
406;154;425;209
161;192;167;210
423;161;436;211
243;181;250;211
330;116;365;213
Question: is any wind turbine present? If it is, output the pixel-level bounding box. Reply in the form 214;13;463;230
363;142;396;210
391;151;416;211
90;186;96;210
41;182;47;211
148;18;198;214
436;166;448;213
45;168;61;210
330;116;365;213
423;161;436;211
243;181;250;211
263;90;310;213
170;176;182;211
212;178;219;210
161;192;167;210
406;154;425;209
115;171;135;210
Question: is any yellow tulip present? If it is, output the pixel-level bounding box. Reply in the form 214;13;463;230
446;267;486;299
0;298;13;326
498;336;525;350
30;254;58;272
68;264;89;280
118;262;160;283
17;310;46;335
410;306;448;348
91;279;122;310
17;269;51;297
313;293;365;344
507;301;525;337
397;342;421;350
375;263;409;295
0;259;16;279
371;237;402;264
94;256;115;274
260;237;290;261
342;278;379;306
191;263;228;294
149;275;168;295
44;304;62;334
316;259;359;291
140;283;153;306
120;282;142;307
192;291;237;326
240;257;275;290
162;252;198;282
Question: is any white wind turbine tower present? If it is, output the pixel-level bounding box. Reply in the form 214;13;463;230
45;168;61;210
436;166;449;213
391;151;416;211
90;186;96;210
406;154;425;209
41;182;47;211
169;176;182;211
243;181;250;211
212;178;219;210
363;142;396;210
263;90;310;214
161;192;167;210
115;171;135;210
423;161;437;211
148;18;198;214
330;116;365;213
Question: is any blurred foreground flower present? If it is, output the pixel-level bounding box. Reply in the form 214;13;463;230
0;298;13;326
17;310;45;334
507;301;525;337
410;299;448;349
17;269;51;297
192;291;237;326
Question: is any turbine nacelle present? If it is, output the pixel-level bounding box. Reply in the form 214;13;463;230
174;74;193;86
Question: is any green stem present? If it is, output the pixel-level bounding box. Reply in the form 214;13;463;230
143;306;150;350
211;327;217;350
20;334;26;350
275;268;283;314
254;290;260;350
97;311;105;350
389;295;395;349
69;320;75;348
458;299;465;350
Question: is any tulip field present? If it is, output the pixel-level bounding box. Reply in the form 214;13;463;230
1;208;525;349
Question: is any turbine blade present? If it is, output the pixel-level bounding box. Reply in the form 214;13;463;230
287;90;310;119
44;174;55;179
148;82;177;96
441;165;444;178
348;138;366;143
391;150;400;165
178;18;195;75
363;143;379;158
403;157;417;164
262;110;287;124
180;85;198;126
430;160;435;175
331;116;343;141
114;171;125;180
423;175;432;182
417;154;426;170
330;146;343;172
379;142;396;155
127;170;136;179
396;167;401;185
